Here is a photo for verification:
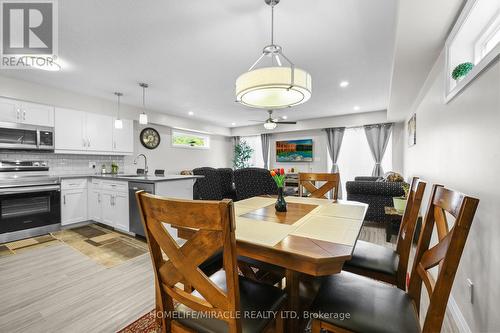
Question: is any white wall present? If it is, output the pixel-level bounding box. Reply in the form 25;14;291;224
124;123;232;174
0;75;230;136
403;52;500;332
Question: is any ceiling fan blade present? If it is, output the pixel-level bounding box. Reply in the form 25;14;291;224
274;121;297;124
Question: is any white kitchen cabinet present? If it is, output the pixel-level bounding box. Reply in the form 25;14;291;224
113;193;129;232
61;179;88;226
112;118;134;153
99;180;129;231
19;102;54;127
86;113;113;152
0;97;20;123
55;108;86;151
0;97;54;126
88;180;102;223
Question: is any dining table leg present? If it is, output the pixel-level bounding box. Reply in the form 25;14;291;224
285;269;301;333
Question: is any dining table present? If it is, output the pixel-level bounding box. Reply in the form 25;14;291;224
175;195;368;333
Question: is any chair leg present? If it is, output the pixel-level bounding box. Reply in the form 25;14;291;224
311;319;322;333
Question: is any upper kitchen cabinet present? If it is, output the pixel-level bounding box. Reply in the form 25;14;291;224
55;108;86;151
112;118;134;153
55;107;133;155
85;113;113;152
0;97;54;127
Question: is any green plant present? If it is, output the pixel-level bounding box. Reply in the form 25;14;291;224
452;62;474;80
402;182;410;199
232;141;253;169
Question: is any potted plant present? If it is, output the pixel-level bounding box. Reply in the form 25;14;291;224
393;182;410;213
270;168;287;212
232;141;253;169
452;62;474;82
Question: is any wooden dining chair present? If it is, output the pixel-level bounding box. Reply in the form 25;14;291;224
309;184;479;333
135;191;287;333
298;173;340;200
343;177;426;289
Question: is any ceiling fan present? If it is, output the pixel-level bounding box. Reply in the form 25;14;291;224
250;110;297;130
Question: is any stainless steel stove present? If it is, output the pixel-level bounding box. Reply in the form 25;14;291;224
0;160;61;243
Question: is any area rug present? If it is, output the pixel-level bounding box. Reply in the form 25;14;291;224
51;224;148;268
117;310;159;333
0;234;60;257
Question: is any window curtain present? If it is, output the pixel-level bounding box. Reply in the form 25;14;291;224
232;136;240;147
364;123;393;177
325;127;345;198
260;133;272;169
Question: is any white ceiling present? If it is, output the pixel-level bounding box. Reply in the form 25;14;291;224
0;0;397;127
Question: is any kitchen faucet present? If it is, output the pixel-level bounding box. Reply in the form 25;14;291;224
133;154;148;175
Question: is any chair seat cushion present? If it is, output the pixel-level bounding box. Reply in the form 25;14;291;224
344;240;399;276
176;271;287;333
310;271;420;333
199;250;224;276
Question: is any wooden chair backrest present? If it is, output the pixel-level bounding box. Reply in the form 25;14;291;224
395;177;426;289
299;173;340;200
407;185;479;333
136;191;241;332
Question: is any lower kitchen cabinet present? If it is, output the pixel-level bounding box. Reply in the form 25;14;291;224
88;186;102;222
61;179;88;226
89;180;129;232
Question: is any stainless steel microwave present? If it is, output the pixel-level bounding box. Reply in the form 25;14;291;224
0;122;54;151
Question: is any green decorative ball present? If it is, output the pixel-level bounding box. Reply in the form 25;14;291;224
452;62;474;80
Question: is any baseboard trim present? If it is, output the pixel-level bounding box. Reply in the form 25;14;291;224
448;296;472;333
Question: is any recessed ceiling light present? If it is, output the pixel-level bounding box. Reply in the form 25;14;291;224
339;81;349;88
188;111;194;116
231;122;236;126
353;105;360;111
281;115;288;119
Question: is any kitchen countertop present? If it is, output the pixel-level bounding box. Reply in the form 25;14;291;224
52;173;202;183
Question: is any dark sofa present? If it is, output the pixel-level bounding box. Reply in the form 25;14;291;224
346;176;405;223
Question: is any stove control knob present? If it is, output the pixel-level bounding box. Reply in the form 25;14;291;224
33;162;40;167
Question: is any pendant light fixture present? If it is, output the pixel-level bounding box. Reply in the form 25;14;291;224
235;0;311;109
139;83;149;125
114;92;123;129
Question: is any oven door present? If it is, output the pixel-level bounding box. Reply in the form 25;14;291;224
0;185;61;234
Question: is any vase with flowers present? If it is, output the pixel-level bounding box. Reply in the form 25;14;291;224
270;168;287;212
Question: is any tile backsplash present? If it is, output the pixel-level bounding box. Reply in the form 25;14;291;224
0;152;125;175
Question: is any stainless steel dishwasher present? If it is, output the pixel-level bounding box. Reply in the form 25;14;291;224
128;181;154;237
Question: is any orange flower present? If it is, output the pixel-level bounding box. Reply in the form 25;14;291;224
270;170;276;177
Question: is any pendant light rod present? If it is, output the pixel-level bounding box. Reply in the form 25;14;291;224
114;92;123;118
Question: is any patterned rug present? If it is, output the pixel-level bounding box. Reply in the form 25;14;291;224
117;310;159;333
1;224;148;268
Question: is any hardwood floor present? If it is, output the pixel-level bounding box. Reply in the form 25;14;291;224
0;244;154;333
0;224;459;332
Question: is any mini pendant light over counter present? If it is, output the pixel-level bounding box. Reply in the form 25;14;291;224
114;92;123;129
235;0;311;109
139;83;149;125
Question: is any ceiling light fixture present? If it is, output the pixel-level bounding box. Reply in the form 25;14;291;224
114;92;123;129
231;122;236;126
139;83;149;125
353;105;360;111
281;115;288;119
235;0;311;109
340;81;349;88
264;121;277;130
188;111;194;116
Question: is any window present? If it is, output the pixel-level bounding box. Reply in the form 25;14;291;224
445;0;500;102
329;127;392;197
241;135;264;168
172;130;210;149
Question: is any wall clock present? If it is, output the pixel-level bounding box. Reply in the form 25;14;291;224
140;127;160;149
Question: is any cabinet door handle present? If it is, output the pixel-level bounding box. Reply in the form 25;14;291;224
63;195;66;205
113;141;116;149
16;108;20;120
83;138;86;148
88;138;91;147
23;110;26;120
98;193;101;203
